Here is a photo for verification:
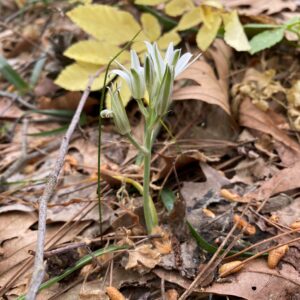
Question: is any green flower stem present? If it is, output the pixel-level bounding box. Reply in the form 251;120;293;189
126;133;149;155
143;116;158;233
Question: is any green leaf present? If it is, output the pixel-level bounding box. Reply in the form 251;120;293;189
222;11;250;51
160;188;175;212
29;109;77;119
188;221;266;257
250;28;285;54
0;55;29;93
187;221;219;254
244;23;281;30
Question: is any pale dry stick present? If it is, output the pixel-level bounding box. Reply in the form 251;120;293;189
0;132;80;186
25;70;102;300
179;202;251;300
0;118;29;191
219;236;300;278
0;91;36;110
250;207;291;232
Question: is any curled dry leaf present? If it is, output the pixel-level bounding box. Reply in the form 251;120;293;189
106;286;126;300
268;245;289;269
125;244;161;273
219;260;244;277
233;214;256;235
247;161;300;201
239;98;300;166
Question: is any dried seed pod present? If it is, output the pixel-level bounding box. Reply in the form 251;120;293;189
219;261;244;277
290;221;300;230
233;214;256;235
268;245;289;269
220;189;242;202
269;214;279;223
165;289;179;300
202;208;215;218
106;286;126;300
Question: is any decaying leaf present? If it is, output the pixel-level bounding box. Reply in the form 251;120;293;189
125;244;161;272
223;0;297;16
205;259;300;299
173;40;232;115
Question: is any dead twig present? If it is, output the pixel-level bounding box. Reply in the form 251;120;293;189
0;118;29;189
0;91;36;110
25;70;101;300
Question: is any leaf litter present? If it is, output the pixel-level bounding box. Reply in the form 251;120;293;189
1;1;300;300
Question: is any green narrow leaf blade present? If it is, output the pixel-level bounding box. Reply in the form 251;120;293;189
0;55;29;93
160;188;175;212
250;27;285;54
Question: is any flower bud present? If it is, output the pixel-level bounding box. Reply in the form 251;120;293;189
153;65;174;117
108;88;131;135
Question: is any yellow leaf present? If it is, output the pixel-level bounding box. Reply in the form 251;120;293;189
54;63;105;91
165;0;195;17
157;30;181;49
106;77;132;109
67;4;143;45
202;0;223;9
177;7;202;31
196;8;222;51
64;40;130;64
141;13;161;42
68;0;92;4
222;11;250;51
135;0;168;5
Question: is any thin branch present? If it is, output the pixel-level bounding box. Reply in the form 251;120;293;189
25;70;101;300
0;91;36;110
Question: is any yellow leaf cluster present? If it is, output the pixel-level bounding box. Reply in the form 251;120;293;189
55;3;182;104
174;0;250;51
56;1;250;98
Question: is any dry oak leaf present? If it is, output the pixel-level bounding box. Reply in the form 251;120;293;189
239;98;300;154
173;39;232;115
222;0;297;16
246;161;300;202
125;244;161;272
205;259;300;300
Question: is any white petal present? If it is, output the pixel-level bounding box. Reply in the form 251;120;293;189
130;50;141;70
164;42;174;65
175;53;193;77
